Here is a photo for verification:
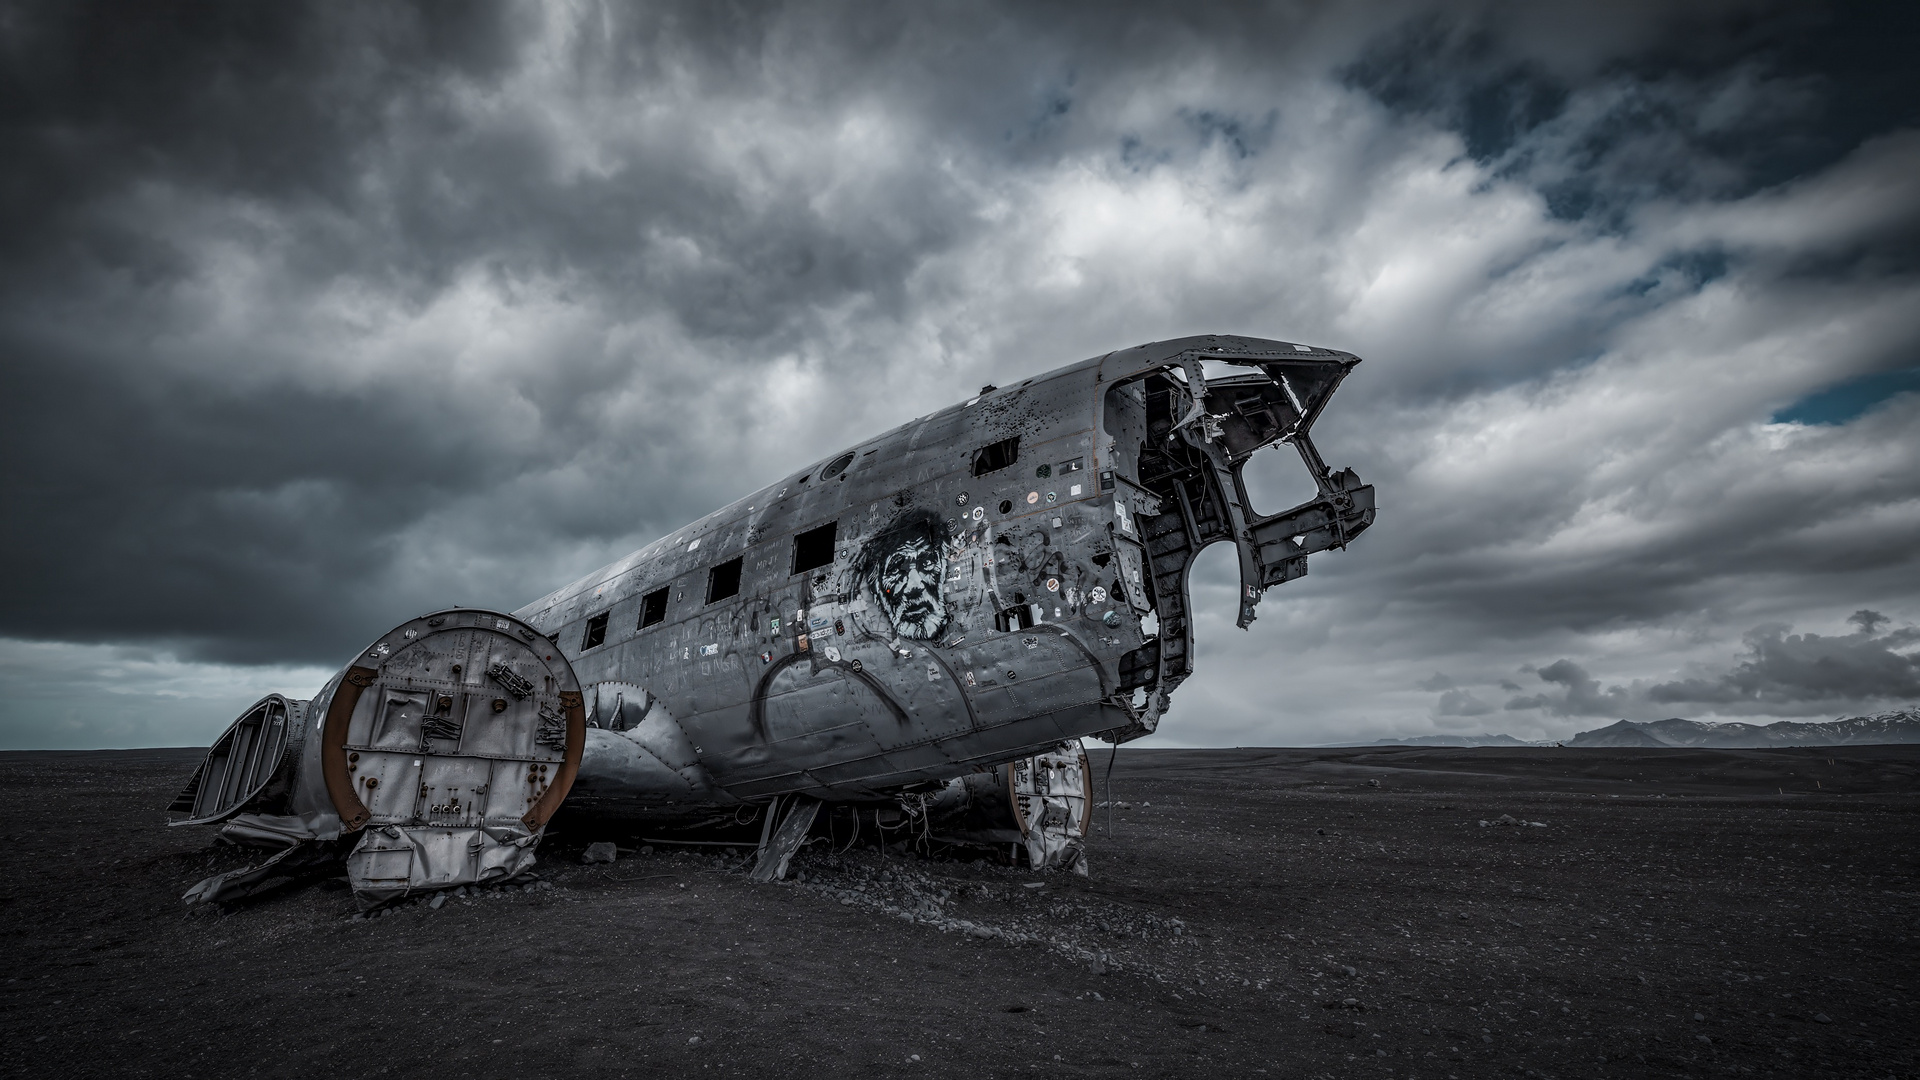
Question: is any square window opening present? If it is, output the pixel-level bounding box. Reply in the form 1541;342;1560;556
994;603;1039;632
581;611;610;651
971;436;1020;477
792;521;837;575
639;587;668;628
706;557;744;604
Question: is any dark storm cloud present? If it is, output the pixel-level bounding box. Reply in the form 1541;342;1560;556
1344;1;1920;211
1504;659;1635;717
3;0;1918;746
1411;610;1920;728
1647;612;1920;706
1436;688;1494;717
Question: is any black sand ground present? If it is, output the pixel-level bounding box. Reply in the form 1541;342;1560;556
1;745;1916;1079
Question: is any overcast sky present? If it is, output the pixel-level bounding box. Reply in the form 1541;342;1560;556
3;0;1916;750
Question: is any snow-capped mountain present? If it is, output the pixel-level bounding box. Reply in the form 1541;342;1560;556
1567;709;1920;748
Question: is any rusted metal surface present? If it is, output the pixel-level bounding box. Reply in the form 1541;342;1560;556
523;690;585;828
319;666;379;833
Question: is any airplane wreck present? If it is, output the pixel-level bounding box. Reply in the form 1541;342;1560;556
169;335;1376;904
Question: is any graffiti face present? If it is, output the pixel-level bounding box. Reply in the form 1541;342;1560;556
877;532;947;640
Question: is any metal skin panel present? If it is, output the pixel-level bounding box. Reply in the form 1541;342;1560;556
515;334;1375;810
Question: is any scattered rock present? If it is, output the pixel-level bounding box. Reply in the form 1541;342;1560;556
1367;779;1381;788
582;842;618;864
1814;1013;1832;1024
428;892;447;910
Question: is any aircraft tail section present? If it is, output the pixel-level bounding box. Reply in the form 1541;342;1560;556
171;609;586;906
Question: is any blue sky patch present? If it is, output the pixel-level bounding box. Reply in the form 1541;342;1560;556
1772;366;1920;425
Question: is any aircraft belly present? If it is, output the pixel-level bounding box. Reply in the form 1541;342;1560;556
951;630;1105;730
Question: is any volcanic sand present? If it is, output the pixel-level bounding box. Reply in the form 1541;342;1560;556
2;744;1916;1078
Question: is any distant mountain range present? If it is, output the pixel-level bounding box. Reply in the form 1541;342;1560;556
1347;707;1920;749
1352;733;1541;748
1565;709;1920;748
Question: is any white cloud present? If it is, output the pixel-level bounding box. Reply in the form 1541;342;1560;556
4;1;1916;748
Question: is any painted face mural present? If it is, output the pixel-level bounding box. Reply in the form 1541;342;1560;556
858;509;950;641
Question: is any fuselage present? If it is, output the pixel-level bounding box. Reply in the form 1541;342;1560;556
515;334;1374;806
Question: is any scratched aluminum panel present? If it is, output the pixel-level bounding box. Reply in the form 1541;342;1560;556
369;688;431;750
456;694;539;759
416;755;495;828
757;663;887;759
482;757;541;820
350;751;423;824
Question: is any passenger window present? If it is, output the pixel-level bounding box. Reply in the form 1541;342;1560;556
581;611;610;651
639;587;668;628
972;436;1019;477
791;522;837;575
706;557;743;604
994;603;1038;632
